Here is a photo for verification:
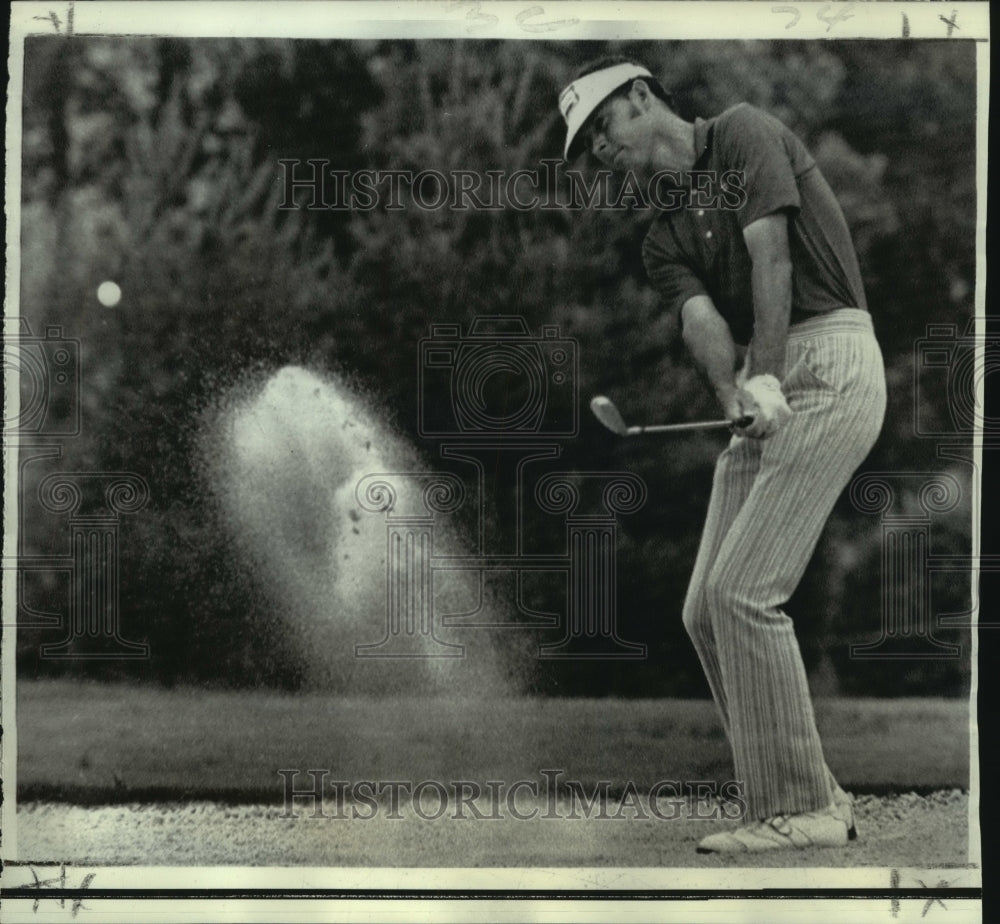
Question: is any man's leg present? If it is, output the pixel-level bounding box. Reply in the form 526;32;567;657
704;325;885;821
681;436;760;738
684;437;855;826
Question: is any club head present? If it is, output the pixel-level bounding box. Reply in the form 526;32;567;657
590;396;629;435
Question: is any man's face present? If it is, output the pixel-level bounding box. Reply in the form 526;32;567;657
585;93;651;172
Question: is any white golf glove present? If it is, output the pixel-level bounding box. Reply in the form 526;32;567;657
736;373;792;439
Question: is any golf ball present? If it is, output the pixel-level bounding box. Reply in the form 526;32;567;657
97;281;122;307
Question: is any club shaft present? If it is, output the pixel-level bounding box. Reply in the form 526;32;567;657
629;420;734;434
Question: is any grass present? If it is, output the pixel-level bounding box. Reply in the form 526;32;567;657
14;679;970;802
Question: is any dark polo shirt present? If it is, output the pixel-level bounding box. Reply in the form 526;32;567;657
642;103;868;345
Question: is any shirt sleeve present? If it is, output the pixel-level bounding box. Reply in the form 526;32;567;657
717;104;801;228
642;223;708;318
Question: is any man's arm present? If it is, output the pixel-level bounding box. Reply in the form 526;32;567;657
742;212;793;379
680;294;750;425
680;209;795;438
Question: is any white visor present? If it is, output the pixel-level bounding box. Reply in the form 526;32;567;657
558;63;654;160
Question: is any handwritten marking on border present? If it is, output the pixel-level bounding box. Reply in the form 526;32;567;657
445;1;578;35
515;5;580;33
916;878;950;917
816;4;854;33
23;866;94;917
32;2;74;33
939;10;960;37
771;6;800;29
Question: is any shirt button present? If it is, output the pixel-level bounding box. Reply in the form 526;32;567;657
705;230;713;240
697;209;705;217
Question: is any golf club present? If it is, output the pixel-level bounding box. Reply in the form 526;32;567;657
590;395;753;436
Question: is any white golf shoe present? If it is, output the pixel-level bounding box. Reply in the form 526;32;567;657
830;785;858;840
696;804;851;854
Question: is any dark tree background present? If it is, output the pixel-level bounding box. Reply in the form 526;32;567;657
14;37;978;695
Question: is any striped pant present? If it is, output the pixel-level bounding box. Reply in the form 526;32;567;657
683;308;886;820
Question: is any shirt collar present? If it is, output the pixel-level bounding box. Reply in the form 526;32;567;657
692;116;713;167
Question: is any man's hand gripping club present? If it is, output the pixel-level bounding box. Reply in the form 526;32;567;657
681;295;793;440
725;367;792;439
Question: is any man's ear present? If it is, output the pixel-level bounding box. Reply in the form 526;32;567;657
627;79;654;111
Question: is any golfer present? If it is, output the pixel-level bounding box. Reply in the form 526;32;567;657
559;58;886;853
